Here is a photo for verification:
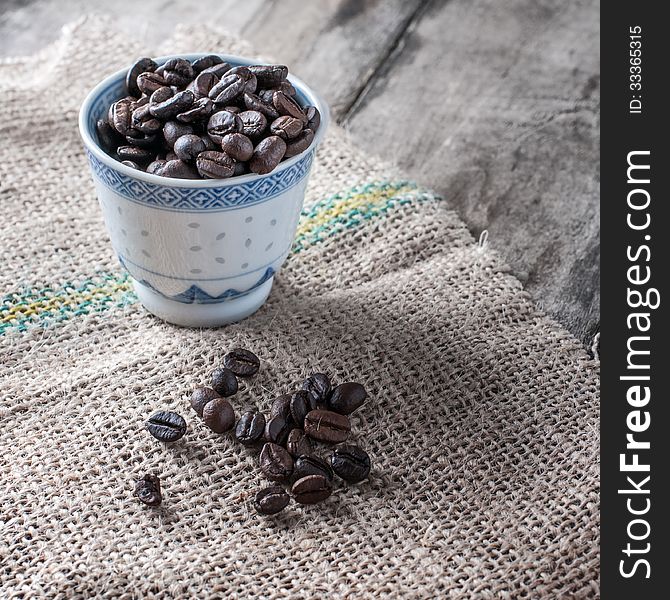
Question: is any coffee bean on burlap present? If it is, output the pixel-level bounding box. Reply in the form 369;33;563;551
235;410;266;445
327;382;367;415
330;445;371;483
190;386;220;417
145;410;187;442
269;394;293;422
286;429;313;457
293;455;334;482
283;128;314;158
211;367;238;397
291;474;332;505
254;486;290;515
202;397;235;433
304;409;351;444
289;390;311;426
301;373;331;408
259;442;294;482
134;474;162;506
249;136;286;175
195;151;235;179
264;415;292;446
126;57;157;96
223;348;260;377
220;133;253;162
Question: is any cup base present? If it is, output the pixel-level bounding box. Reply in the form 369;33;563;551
132;277;273;327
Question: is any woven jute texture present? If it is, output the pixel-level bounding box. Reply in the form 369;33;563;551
0;17;600;599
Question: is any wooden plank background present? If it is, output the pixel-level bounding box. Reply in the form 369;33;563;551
0;0;600;346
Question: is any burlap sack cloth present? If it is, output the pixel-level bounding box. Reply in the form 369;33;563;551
0;18;599;599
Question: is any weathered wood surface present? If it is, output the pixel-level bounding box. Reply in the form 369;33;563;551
0;0;600;346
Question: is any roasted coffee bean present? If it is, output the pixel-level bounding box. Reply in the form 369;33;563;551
289;390;311;426
292;474;332;505
173;134;207;161
211;367;238;397
108;98;134;135
273;91;307;123
134;473;162;506
284;128;314;158
294;455;334;482
132;95;150;109
254;485;290;515
117;145;154;164
201;62;233;78
137;71;168;95
146;159;167;174
165;151;178;161
243;92;280;119
286;429;313;457
330;445;371;483
304;409;351;444
235;410;266;445
258;89;276;104
163;121;193;147
132;104;162;133
224;105;241;114
223;348;260;377
149;86;174;105
200;134;217;150
196;151;235;179
145;410;187;442
163;57;195;87
207;110;243;144
209;73;246;105
157;159;199;179
121;160;140;170
220;133;253;162
270;116;303;140
259;442;294;482
190;386;220;416
187;72;219;99
150;90;195;120
269;393;293;421
202;397;235;433
176;97;215;123
126;57;157;96
238;110;267;139
125;131;158;149
301;373;331;408
233;161;247;176
228;66;257;94
265;415;292;446
248;64;288;88
249;136;286;174
192;54;224;73
327;382;367;415
305;105;321;131
96;118;120;150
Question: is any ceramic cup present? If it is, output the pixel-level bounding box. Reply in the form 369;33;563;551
79;54;329;327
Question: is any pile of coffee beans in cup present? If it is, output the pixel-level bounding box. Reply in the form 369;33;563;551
97;55;321;179
135;348;371;516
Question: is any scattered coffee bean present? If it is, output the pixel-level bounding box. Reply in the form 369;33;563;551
292;474;332;505
286;428;313;457
330;445;371;483
259;442;294;482
293;455;334;482
202;397;235;433
269;393;293;422
134;473;162;506
301;373;331;408
327;382;367;415
265;415;292;446
304;409;351;444
126;57;157;96
223;348;260;377
190;386;220;417
289;390;311;426
145;410;187;442
249;136;286;174
235;410;266;445
254;485;290;515
220;133;254;162
211;367;238;397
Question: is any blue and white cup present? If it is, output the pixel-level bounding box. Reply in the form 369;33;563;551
79;54;329;327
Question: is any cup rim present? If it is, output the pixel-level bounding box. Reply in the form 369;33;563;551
78;52;330;188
